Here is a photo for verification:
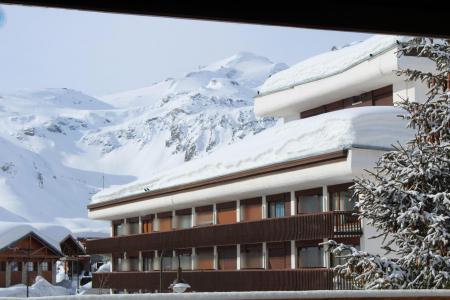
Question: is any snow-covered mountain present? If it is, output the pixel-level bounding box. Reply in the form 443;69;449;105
0;52;287;233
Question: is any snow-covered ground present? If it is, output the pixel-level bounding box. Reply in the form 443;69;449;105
2;289;450;299
0;276;70;298
93;106;413;203
0;52;285;229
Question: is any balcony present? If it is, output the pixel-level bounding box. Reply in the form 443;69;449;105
86;212;361;254
93;269;334;292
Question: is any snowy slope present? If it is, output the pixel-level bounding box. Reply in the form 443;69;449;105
0;52;286;229
93;106;414;203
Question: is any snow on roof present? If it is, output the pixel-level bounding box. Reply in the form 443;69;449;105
92;106;413;204
0;221;79;254
258;35;409;96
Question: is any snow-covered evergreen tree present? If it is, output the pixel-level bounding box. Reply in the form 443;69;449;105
326;37;450;289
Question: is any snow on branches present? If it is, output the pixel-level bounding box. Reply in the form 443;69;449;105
325;37;450;289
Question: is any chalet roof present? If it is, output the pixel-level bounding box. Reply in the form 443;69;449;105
0;231;63;257
257;35;409;97
91;106;414;205
0;221;83;256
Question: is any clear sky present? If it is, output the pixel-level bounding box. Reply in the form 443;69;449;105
0;4;374;96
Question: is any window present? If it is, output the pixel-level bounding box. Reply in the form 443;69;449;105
217;245;236;270
157;212;173;232
267;242;290;269
217;202;236;224
142;252;153;271
300;85;393;118
113;220;124;236
126;218;139;235
267;193;290;218
175;249;192;270
142;215;153;233
329;183;356;211
297;188;323;214
240;198;262;221
128;254;139;271
298;245;324;268
241;244;262;269
195;247;214;270
27;262;35;272
161;252;173;271
176;209;192;229
0;261;5;271
11;261;21;272
112;255;120;271
195;205;213;226
41;262;49;271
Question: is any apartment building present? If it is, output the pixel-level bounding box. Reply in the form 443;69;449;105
86;35;430;292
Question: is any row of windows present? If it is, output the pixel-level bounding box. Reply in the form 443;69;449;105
0;261;52;272
112;241;359;272
113;183;356;236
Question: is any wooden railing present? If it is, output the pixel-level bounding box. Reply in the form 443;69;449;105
86;212;362;255
333;211;362;236
93;269;334;292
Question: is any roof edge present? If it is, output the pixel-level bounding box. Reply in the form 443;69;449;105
88;149;349;212
255;41;401;98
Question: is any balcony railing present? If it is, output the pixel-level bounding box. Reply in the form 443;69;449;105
333;211;362;236
93;269;335;292
86;212;362;254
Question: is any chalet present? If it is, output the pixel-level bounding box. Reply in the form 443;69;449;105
85;35;431;293
0;222;85;288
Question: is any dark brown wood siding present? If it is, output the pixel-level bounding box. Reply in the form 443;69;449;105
86;212;362;255
93;269;334;292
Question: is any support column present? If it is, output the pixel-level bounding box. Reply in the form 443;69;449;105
262;242;267;269
172;211;177;229
37;261;42;276
21;262;27;284
262;196;267;219
110;221;114;237
154;215;159;232
213;246;218;270
236;244;241;270
323;238;331;268
322;185;329;212
138;216;143;234
5;261;11;287
191;208;196;227
236;200;241;222
213;204;217;225
51;261;56;284
123;218;130;236
191;248;196;270
290;240;297;269
138;251;143;272
153;251;159;270
122;252;129;272
290;191;296;216
172;250;177;270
